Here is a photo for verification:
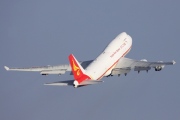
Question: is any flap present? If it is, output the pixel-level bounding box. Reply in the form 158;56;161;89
41;70;66;75
134;66;151;71
111;67;131;75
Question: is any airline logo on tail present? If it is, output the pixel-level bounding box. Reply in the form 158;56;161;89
72;60;80;76
68;54;91;84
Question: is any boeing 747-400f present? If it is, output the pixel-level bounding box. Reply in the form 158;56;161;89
4;32;176;88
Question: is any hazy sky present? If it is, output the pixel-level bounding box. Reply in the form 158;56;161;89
0;0;180;120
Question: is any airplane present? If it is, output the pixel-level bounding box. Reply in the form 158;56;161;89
4;32;176;88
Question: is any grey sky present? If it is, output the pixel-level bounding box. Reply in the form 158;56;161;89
0;0;180;120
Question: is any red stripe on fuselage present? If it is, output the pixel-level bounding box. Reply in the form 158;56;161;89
97;46;132;80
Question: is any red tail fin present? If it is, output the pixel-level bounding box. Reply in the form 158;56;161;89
68;54;91;84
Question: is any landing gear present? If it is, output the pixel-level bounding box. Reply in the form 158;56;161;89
106;74;113;77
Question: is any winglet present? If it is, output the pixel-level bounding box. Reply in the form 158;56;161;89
172;60;176;65
4;66;9;71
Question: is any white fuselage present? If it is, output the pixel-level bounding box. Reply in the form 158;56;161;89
85;32;132;80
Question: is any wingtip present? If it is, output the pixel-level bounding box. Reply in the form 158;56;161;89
44;83;53;86
4;66;9;71
44;83;54;86
172;60;176;65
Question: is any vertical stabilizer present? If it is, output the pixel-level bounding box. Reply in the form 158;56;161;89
68;54;91;84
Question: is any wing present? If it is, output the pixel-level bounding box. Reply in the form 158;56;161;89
4;64;71;75
4;60;93;75
111;57;176;75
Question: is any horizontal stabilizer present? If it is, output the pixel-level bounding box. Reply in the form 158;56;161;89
44;80;103;87
44;80;74;86
80;80;104;85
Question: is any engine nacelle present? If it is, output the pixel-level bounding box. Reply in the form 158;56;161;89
140;59;148;62
155;66;163;71
155;61;165;71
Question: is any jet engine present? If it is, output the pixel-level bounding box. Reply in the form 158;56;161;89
140;59;148;62
155;61;165;71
